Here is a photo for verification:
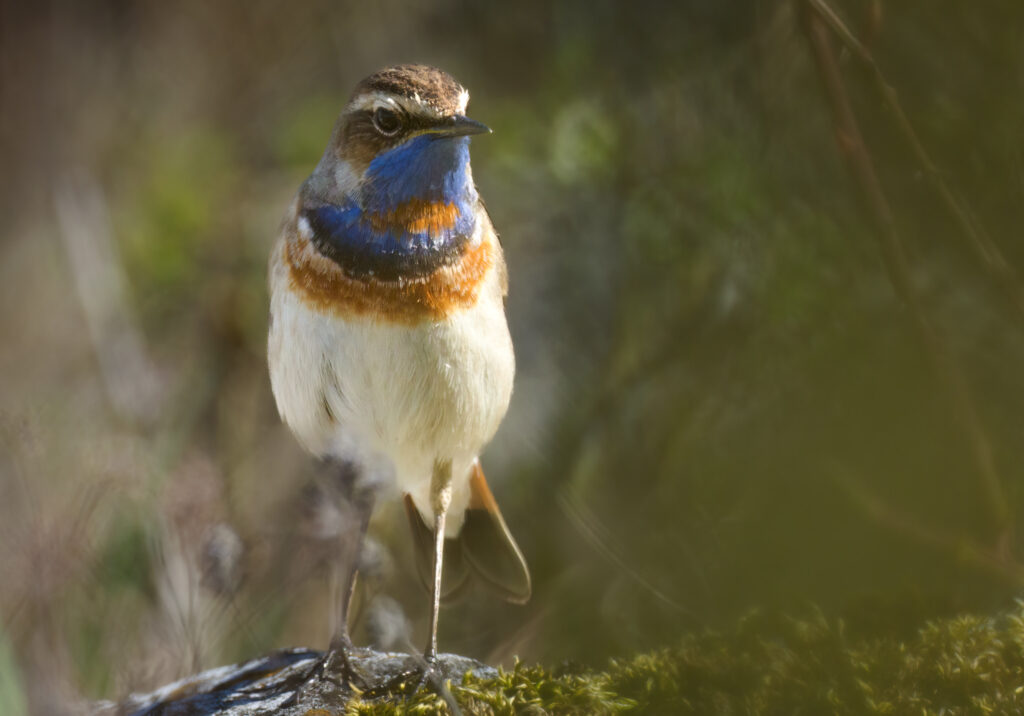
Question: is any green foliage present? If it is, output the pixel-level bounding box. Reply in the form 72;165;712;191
346;604;1024;715
272;95;342;174
117;128;238;310
93;516;154;597
0;629;26;716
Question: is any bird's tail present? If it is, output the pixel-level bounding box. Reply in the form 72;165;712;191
404;461;531;605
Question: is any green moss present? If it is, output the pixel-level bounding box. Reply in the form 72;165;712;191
342;603;1024;714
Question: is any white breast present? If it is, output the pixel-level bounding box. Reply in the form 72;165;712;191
267;241;515;534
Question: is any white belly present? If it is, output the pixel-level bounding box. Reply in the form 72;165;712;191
267;248;515;533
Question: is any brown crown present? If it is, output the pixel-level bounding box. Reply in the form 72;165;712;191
353;64;467;115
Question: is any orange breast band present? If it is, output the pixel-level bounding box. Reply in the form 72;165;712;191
365;198;461;237
284;228;496;324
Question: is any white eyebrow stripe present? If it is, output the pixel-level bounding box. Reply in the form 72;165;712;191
347;90;468;119
347;92;404;113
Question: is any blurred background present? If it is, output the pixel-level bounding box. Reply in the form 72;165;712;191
2;0;1023;712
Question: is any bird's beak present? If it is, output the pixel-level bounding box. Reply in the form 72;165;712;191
429;115;492;138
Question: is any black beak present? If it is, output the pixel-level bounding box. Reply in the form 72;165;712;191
430;115;491;138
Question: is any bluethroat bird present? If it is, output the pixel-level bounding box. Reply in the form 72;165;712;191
267;65;530;677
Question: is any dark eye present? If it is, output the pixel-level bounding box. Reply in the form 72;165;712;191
372;107;403;136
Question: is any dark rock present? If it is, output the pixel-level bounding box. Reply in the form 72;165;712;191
93;648;497;715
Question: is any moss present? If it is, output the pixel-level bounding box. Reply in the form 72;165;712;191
341;602;1024;714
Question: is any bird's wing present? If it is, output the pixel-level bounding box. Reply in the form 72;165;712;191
403;461;531;605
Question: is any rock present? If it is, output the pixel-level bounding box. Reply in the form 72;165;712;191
92;648;497;716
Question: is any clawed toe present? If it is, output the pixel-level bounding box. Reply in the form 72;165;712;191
361;656;460;713
322;647;370;691
362;663;433;700
285;644;368;705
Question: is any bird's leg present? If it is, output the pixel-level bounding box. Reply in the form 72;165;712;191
408;460;455;696
425;478;450;662
332;475;375;650
363;460;460;711
323;467;376;684
425;459;454;662
293;462;376;699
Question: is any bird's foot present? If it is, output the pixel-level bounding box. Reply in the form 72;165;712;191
321;643;371;692
285;637;369;704
361;653;461;714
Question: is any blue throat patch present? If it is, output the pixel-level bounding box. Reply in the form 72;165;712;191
306;135;478;280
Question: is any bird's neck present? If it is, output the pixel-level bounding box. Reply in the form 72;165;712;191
303;135;479;281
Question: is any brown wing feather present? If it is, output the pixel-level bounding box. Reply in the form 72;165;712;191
462;462;531;604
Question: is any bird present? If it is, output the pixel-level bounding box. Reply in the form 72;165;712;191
267;64;530;682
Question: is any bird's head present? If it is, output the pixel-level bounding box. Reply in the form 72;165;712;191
297;65;490;279
304;64;489;216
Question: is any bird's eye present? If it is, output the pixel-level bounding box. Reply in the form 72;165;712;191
372;107;403;136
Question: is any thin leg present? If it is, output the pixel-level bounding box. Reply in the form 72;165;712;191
425;459;454;662
360;460;460;710
425;506;447;660
331;480;375;650
303;461;376;693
